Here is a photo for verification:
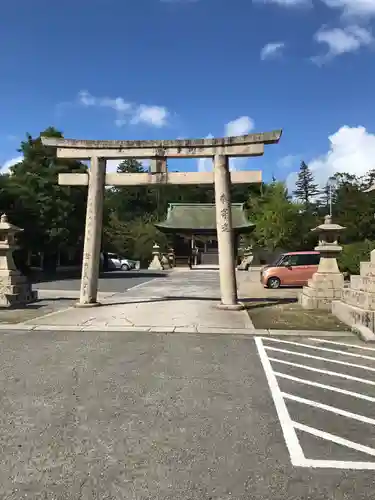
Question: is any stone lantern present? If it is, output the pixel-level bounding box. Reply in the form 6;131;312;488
237;244;254;271
148;242;164;270
167;247;175;268
0;214;38;306
313;215;345;273
299;215;345;310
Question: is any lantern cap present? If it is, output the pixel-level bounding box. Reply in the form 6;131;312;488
311;214;345;233
0;213;23;232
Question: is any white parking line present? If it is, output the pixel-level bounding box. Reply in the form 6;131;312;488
269;357;375;386
282;392;375;426
265;346;375;373
309;338;375;352
255;337;375;470
261;336;375;362
292;421;375;457
302;459;375;470
254;337;305;466
274;371;375;402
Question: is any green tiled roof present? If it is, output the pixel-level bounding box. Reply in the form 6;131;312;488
155;203;255;233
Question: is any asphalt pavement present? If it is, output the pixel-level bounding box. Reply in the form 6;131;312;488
34;270;167;293
0;330;374;499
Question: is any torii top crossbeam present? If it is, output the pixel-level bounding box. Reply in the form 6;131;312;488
41;130;282;187
41;130;282;159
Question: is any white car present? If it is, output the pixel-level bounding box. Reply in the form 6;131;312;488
106;253;137;271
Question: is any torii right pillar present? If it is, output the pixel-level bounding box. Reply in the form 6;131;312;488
214;154;242;309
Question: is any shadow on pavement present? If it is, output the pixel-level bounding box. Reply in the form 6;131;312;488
33;270;168;284
242;297;297;310
0;297;76;311
100;296;298;307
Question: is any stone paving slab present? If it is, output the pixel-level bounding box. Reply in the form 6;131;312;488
25;297;254;330
0;323;354;337
18;271;254;332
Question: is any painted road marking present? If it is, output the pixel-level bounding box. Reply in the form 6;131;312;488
254;337;305;466
268;357;375;386
292;422;375;458
265;346;375;373
255;337;375;470
274;371;375;402
282;392;375;426
263;336;375;362
309;337;375;352
302;459;375;470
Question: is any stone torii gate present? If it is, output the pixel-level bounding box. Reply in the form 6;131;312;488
41;131;282;309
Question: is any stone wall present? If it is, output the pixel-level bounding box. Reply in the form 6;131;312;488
332;250;375;331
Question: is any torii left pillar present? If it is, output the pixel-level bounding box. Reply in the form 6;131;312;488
76;157;106;307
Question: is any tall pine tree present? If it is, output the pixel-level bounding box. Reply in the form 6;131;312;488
293;161;319;208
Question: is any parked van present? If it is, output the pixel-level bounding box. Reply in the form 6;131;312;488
260;251;320;289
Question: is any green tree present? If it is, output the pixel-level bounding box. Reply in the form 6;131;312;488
105;159;158;223
249;181;302;251
6;127;88;267
333;173;375;243
293;161;319;208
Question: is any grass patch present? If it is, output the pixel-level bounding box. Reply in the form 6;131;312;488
244;298;350;331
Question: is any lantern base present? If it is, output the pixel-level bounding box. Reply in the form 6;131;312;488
0;274;38;308
148;254;164;270
299;272;344;310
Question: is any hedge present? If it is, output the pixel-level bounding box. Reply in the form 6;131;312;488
338;240;375;276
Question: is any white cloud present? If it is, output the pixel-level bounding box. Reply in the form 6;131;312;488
106;160;121;173
225;116;255;171
130;105;168;127
225;116;255;137
77;90;169;128
260;42;286;60
256;0;375;17
197;116;255;173
1;155;23;172
321;0;375;18
255;0;311;7
277;154;301;169
160;0;199;2
286;126;375;191
197;134;214;173
312;25;373;63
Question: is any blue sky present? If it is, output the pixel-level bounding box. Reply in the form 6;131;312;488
1;0;375;188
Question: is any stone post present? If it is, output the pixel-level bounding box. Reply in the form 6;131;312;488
77;157;106;307
0;214;37;306
214;154;242;309
167;247;175;268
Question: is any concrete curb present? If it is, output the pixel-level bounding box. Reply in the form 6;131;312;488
351;324;375;343
0;323;354;337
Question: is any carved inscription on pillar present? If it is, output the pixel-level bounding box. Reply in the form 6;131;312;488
219;193;230;232
81;251;91;299
220;207;230;232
